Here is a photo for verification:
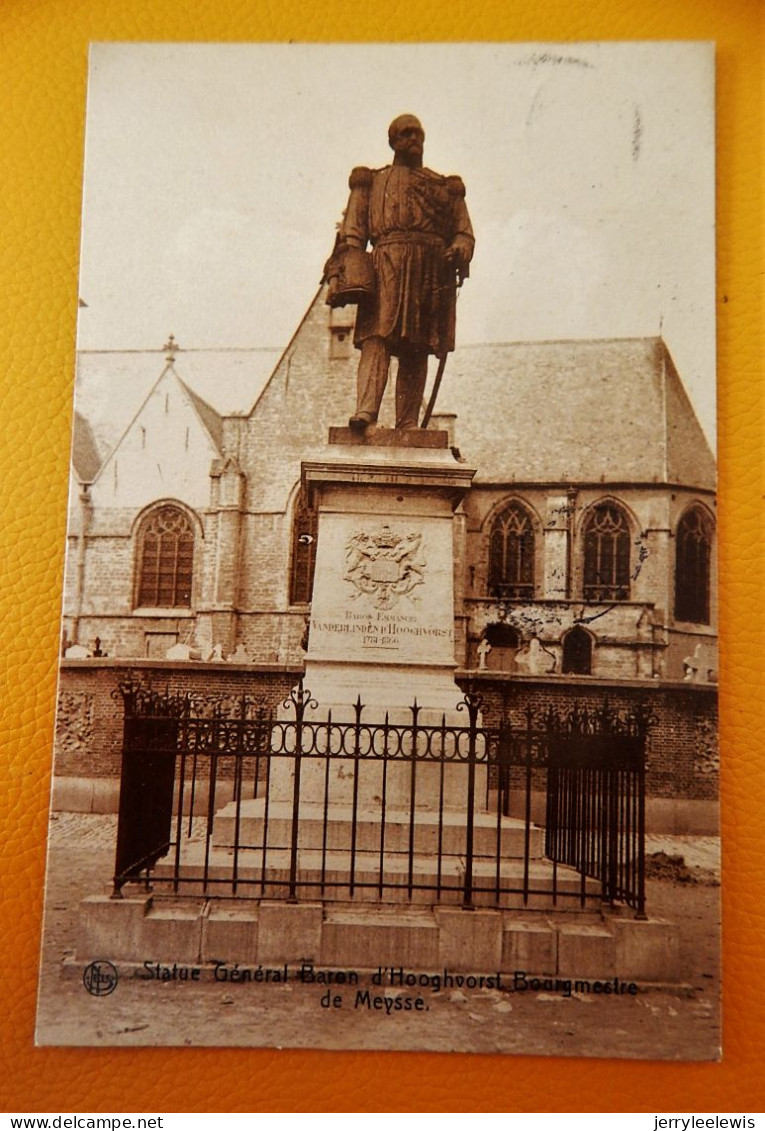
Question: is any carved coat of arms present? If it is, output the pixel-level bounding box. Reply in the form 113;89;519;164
343;524;426;610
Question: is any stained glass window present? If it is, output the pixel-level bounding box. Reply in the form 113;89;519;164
675;506;712;624
488;501;535;599
583;504;630;602
136;505;194;608
289;488;318;605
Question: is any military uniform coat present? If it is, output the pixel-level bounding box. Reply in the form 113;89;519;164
339;164;474;359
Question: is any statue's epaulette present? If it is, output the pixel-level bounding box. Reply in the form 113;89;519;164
446;175;467;198
349;166;373;189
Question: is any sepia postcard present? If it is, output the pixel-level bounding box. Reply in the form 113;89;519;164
36;41;720;1058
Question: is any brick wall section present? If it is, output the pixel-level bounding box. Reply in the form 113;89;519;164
453;674;718;802
54;662;300;778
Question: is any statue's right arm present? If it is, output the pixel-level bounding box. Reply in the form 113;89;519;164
339;166;372;250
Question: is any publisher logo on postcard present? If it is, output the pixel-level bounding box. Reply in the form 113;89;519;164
83;960;118;997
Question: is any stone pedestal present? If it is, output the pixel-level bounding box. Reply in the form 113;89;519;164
76;894;686;984
272;431;476;812
301;430;475;717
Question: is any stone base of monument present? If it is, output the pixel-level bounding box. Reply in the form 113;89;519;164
77;892;683;983
76;796;681;982
258;754;489;814
211;801;542;856
150;853;595;910
144;794;575;910
295;436;479;819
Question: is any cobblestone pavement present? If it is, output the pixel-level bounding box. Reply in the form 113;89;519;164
48;812;118;846
36;813;721;1059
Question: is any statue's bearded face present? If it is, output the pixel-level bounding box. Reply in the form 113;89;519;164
389;116;425;159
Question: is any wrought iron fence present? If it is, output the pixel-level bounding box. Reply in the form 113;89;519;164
112;680;651;916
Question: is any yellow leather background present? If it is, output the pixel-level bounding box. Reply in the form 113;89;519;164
1;0;761;1113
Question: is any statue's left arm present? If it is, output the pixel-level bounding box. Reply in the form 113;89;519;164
445;175;475;276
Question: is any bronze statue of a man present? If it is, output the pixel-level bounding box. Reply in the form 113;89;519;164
327;114;474;432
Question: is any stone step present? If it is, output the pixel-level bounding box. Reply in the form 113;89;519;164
152;843;598;910
212;799;545;860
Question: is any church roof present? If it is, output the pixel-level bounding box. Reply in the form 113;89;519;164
71;411;103;483
177;377;223;450
440;337;715;489
72;322;715;496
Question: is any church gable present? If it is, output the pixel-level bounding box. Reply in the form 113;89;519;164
89;364;222;512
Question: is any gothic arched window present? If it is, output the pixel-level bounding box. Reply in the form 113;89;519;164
583;503;631;602
488;501;535;599
289;488;318;605
675;506;713;624
562;626;593;675
135;505;195;608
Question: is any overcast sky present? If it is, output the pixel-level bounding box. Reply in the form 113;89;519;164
77;42;716;442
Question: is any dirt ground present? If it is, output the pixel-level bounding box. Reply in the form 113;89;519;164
35;815;721;1060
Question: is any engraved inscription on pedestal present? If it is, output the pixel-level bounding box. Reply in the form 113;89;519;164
309;511;455;670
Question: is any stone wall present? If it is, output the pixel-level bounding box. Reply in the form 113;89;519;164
462;484;717;682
